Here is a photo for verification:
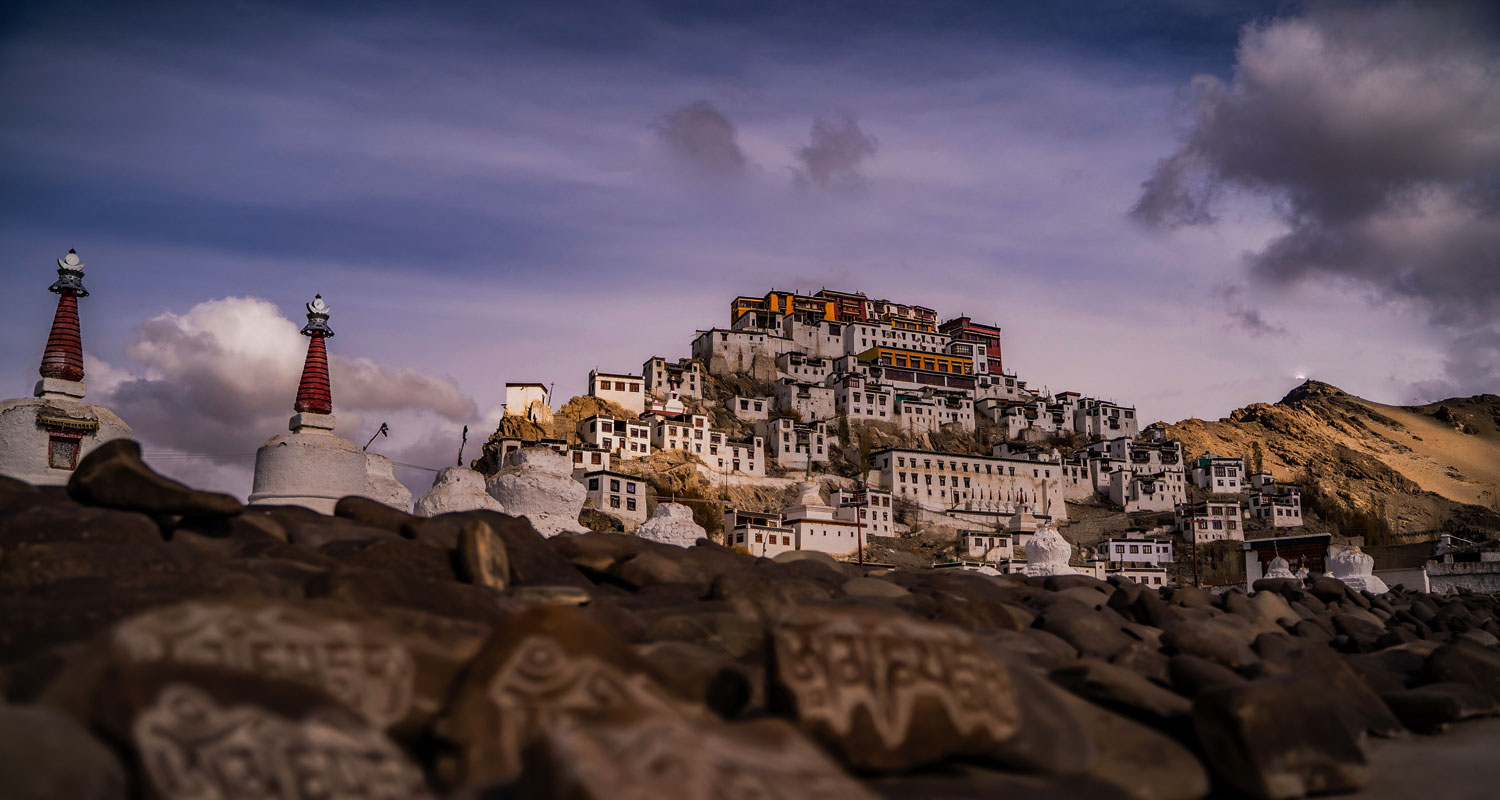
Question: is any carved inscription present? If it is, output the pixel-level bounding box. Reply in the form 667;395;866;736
114;604;415;727
133;684;432;800
543;711;875;800
772;609;1019;749
483;636;679;779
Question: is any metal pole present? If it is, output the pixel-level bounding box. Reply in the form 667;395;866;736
856;481;865;566
1192;531;1200;587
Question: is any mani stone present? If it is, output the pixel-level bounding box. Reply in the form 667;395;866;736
414;466;504;517
435;604;689;789
519;705;875;800
104;672;433;800
92;600;487;734
768;603;1095;774
634;501;706;548
483;448;586;537
457;517;510;590
0;704;127;800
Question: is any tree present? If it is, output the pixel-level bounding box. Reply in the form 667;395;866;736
1249;441;1264;475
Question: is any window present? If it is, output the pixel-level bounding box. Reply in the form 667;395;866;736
573;452;583;463
609;496;621;508
588;477;600;490
592;453;602;464
626;482;636;494
626;498;637;511
48;435;80;470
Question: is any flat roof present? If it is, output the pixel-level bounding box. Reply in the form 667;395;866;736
505;382;548;389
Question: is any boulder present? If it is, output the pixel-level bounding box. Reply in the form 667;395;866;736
0;704;127;800
768;603;1095;774
1193;676;1368;800
635;502;706;548
483;449;585;537
415;466;504;517
67;439;242;518
517;706;876;800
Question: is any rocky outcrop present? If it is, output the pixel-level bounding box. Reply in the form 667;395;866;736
415;467;504;517
5;443;1500;800
634;503;706;548
363;453;412;512
484;449;585;538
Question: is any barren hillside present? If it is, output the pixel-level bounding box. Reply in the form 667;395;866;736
1163;380;1500;538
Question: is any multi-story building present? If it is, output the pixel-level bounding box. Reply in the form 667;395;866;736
776;352;833;383
783;482;864;557
871;448;1067;521
829;487;895;536
814;288;875;323
587;370;645;415
774;378;835;421
939;316;1003;374
729;395;772;422
1076;399;1140;439
577;415;652;458
690;328;793;377
581;470;648;527
758;417;830;470
1248;473;1304;528
731;291;835;326
1098;533;1175;568
1176;499;1245;543
1193;454;1247;494
857;346;972;376
503;382;551;422
643;357;702;401
831;373;893;422
958;529;1014;564
723;509;796;557
647;411;716;457
568;446;611;475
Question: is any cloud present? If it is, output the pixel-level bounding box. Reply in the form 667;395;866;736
98;296;478;491
652;100;749;180
1217;284;1286;337
1132;0;1500;396
794;113;879;191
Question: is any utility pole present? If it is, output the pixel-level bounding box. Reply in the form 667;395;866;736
1191;532;1200;587
856;479;865;566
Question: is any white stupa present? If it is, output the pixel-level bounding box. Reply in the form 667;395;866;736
1021;522;1079;577
0;249;132;485
1263;555;1297;580
415;465;504;517
1327;545;1389;594
248;295;367;513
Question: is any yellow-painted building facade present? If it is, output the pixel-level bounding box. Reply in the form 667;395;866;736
731;291;836;324
857;347;973;374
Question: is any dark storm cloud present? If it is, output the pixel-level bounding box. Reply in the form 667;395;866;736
794;113;879;192
653;100;749;180
1218;284;1286;338
1133;1;1500;395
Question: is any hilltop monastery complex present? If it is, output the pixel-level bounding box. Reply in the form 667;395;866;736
3;254;1314;587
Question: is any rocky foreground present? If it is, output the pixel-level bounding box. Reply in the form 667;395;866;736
3;442;1500;799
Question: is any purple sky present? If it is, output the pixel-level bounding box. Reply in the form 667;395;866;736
2;0;1496;498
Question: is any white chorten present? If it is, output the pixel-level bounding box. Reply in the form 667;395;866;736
248;295;367;513
1263;555;1297;580
363;452;412;512
0;249;132;485
1021;522;1079;577
1327;545;1389;594
415;465;504;517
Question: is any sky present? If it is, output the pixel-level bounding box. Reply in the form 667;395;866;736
1;0;1497;499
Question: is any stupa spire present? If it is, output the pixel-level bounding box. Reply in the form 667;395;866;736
39;249;88;384
293;294;334;416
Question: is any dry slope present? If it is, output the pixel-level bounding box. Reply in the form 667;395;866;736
1163;380;1500;538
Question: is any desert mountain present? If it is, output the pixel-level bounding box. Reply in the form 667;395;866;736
1163;380;1500;541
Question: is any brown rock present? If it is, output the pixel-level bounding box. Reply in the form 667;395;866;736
67;439;241;517
870;768;1134;800
1167;654;1247;697
1381;682;1498;733
843;576;911;599
1193;675;1368;800
1160;619;1260;670
710;569;830;621
641;608;767;660
612;549;703;590
1427;639;1500;703
0;501;161;547
768;604;1095;774
511;584;593;606
59;600;488;734
307;566;512;624
286;519;399;549
334;494;418;533
1057;689;1210;800
636;640;756;717
94;664;433;799
0;704;127;800
436;605;688;789
1051;658;1192;722
517;706;875;800
1038;602;1137;659
456;517;509;590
